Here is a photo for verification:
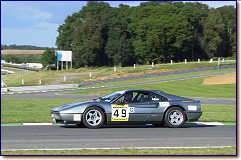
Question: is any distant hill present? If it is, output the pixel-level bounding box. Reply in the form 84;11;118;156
1;44;56;50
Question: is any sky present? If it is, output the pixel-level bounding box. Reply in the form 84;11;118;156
1;1;237;48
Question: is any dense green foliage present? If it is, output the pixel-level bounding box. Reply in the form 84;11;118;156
56;1;236;67
1;44;50;50
1;54;42;63
41;48;56;68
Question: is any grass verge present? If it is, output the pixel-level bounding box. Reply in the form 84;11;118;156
80;68;236;88
66;76;236;98
1;98;82;123
1;98;236;123
199;104;236;122
1;147;236;155
2;61;235;87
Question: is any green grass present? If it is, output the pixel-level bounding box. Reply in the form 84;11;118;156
66;76;236;98
1;98;82;123
199;104;236;122
82;68;236;88
1;61;235;87
1;147;236;155
1;98;236;123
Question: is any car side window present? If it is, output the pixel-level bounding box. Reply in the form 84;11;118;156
114;95;125;104
114;91;150;104
134;91;149;103
149;92;168;101
114;92;136;104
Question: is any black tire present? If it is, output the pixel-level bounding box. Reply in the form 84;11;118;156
82;107;105;129
164;107;186;128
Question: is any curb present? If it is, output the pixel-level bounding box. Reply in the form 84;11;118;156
1;122;236;126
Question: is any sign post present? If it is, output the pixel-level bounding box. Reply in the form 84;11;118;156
57;51;72;70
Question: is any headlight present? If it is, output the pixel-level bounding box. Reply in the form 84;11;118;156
188;105;197;111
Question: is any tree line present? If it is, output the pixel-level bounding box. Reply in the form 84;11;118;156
1;44;51;50
56;1;236;68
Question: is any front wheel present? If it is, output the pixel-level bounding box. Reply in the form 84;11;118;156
82;107;105;129
164;107;186;128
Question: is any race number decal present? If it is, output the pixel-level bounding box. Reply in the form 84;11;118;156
111;104;129;121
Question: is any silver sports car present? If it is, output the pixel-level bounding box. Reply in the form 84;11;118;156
51;89;202;128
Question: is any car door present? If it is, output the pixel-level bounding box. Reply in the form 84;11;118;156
112;91;155;122
146;92;169;121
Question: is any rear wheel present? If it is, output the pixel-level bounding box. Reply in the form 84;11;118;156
82;107;105;129
164;107;186;128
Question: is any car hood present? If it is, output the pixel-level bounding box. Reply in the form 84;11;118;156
51;101;88;112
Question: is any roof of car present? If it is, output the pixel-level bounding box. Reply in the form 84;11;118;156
121;89;164;93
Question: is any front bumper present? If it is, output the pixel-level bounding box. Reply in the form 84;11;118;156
51;113;82;124
186;111;202;122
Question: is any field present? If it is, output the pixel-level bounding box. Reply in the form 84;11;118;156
1;98;236;123
1;49;45;55
1;147;236;155
1;61;236;87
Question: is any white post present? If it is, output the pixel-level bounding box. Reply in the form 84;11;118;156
114;67;116;72
134;64;136;69
39;79;42;85
64;76;66;81
89;72;92;78
171;60;173;65
184;59;187;64
152;62;154;68
71;60;72;69
22;79;24;85
222;58;224;63
66;61;68;70
57;60;59;71
198;59;200;63
61;61;63;70
218;58;220;66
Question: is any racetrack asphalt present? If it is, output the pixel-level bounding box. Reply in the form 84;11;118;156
1;125;236;150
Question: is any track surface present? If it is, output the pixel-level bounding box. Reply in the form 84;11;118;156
1;125;236;150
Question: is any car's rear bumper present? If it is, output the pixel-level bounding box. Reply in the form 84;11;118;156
51;113;82;124
186;111;202;122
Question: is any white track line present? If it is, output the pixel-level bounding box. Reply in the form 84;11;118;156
1;146;234;151
22;123;53;126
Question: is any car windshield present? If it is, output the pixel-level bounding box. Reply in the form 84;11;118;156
100;91;125;102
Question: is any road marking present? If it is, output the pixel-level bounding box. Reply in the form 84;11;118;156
1;146;234;151
195;122;224;125
22;123;53;126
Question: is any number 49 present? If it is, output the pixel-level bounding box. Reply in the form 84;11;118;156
113;109;126;117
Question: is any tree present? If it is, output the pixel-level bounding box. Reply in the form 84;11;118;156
105;4;134;66
217;6;236;57
41;48;56;69
201;8;225;58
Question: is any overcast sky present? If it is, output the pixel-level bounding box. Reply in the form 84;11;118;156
1;1;236;48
